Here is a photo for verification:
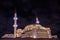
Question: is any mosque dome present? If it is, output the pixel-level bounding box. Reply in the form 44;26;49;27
21;24;51;38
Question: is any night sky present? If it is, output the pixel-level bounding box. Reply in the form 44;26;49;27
0;0;60;38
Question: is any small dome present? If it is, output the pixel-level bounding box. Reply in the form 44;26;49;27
17;29;23;33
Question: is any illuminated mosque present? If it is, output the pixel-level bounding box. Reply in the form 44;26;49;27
2;12;57;38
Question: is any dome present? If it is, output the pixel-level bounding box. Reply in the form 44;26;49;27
23;24;48;32
21;24;51;38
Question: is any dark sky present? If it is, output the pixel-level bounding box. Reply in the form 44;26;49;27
0;0;60;38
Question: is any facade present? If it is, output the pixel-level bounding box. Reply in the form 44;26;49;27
2;24;52;38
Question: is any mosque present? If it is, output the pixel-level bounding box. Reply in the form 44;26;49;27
2;12;57;38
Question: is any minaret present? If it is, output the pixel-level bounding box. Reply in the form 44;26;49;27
36;16;40;24
13;12;18;38
32;17;40;38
